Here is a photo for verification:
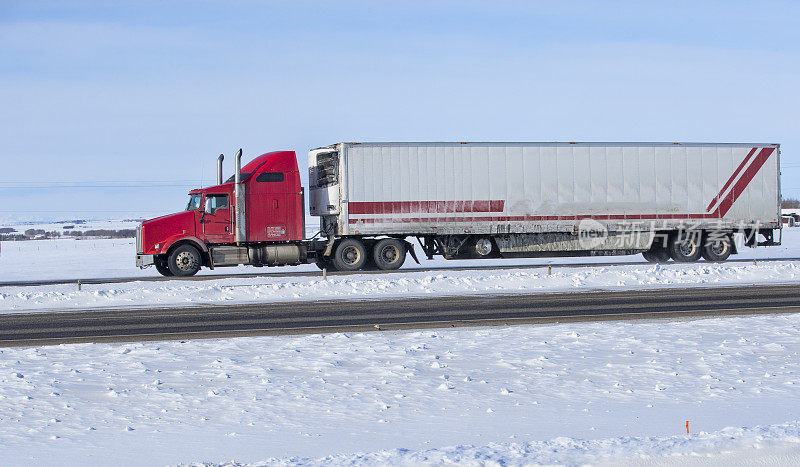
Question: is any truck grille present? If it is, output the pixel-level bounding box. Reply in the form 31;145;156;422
136;224;143;254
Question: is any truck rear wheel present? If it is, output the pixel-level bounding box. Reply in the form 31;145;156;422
315;256;337;271
668;232;702;263
701;234;733;262
373;238;406;270
332;239;367;271
168;244;202;276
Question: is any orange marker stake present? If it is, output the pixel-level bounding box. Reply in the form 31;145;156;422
685;420;689;434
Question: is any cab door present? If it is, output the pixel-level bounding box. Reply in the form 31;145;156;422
256;171;290;240
202;193;233;243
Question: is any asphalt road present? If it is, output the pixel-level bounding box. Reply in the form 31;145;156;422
2;256;799;288
0;284;798;347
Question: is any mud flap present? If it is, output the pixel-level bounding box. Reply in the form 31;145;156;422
405;241;420;265
323;236;336;257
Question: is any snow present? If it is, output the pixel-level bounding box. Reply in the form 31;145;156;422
1;314;800;465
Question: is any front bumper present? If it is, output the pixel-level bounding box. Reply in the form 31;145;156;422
136;254;155;268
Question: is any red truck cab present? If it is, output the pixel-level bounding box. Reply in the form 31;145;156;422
136;150;305;276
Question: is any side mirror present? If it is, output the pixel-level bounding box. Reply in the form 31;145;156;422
204;198;214;214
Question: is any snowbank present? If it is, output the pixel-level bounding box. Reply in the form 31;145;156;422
198;423;800;465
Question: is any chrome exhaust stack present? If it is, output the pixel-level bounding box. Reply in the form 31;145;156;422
217;154;224;185
234;148;246;245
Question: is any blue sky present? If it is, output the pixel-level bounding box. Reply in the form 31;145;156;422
1;0;798;221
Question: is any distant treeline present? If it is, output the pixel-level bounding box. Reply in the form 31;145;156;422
0;228;136;241
783;198;800;209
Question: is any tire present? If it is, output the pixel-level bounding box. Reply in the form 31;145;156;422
701;234;733;262
668;232;702;263
332;239;367;271
473;237;494;257
373;238;406;270
362;257;380;271
167;244;202;276
642;237;671;263
653;248;671;262
315;256;337;271
155;258;173;276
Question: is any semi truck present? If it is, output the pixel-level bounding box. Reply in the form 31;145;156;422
136;142;781;276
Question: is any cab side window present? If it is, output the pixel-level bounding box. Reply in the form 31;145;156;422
256;172;284;183
207;194;229;211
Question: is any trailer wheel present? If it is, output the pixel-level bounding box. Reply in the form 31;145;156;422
167;244;202;276
642;243;670;263
155;258;173;276
332;239;367;271
642;251;658;262
701;234;733;262
473;237;494;257
668;232;702;263
642;250;671;263
373;238;406;270
642;233;670;263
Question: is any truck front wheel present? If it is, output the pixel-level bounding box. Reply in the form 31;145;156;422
168;244;202;276
332;239;367;271
154;258;174;277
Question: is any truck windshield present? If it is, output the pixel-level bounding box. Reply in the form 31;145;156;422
186;193;202;211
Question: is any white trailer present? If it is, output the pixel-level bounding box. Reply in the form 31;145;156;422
309;142;781;270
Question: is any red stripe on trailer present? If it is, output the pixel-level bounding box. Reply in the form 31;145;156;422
713;147;775;217
349;212;720;224
706;147;758;212
348;200;505;215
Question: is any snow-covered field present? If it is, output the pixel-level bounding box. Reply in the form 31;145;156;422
0;218;140;234
2;314;800;465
